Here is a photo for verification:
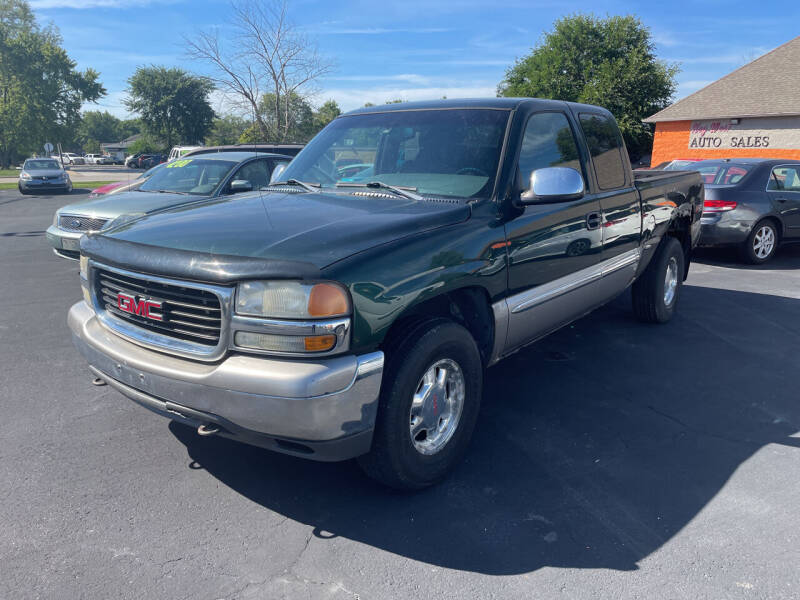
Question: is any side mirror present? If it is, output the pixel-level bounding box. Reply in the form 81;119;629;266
519;167;584;204
229;179;253;193
270;162;289;183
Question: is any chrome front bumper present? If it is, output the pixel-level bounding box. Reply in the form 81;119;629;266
68;301;384;461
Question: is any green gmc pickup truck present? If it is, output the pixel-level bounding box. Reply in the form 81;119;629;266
69;99;703;489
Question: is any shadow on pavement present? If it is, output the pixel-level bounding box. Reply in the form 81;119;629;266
169;286;800;575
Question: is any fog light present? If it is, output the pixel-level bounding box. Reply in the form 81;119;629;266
234;332;336;353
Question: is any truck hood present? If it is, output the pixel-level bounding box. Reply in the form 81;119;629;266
101;190;471;269
58;190;210;220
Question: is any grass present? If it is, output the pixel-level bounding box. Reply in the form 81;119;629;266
0;181;115;191
0;169;21;177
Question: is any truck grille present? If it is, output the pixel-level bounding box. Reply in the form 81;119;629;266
94;268;222;347
59;214;108;232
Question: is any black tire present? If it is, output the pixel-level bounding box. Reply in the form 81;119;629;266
358;318;483;490
18;186;28;195
632;237;684;324
740;219;779;264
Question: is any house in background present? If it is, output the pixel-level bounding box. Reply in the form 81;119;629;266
101;134;141;162
645;36;800;166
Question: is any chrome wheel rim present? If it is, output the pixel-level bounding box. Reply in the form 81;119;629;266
409;358;465;455
664;256;678;306
753;225;776;259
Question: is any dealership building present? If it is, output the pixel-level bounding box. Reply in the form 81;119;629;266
645;36;800;166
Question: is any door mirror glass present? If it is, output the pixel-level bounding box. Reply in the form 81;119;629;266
229;179;253;193
520;167;584;204
270;162;289;183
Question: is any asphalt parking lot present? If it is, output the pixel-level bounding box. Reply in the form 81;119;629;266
2;188;799;600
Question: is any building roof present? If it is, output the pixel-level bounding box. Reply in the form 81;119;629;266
644;36;800;123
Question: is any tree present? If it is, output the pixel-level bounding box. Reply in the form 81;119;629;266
78;110;123;147
0;0;104;167
312;99;340;133
205;114;250;146
185;0;332;143
498;14;678;159
125;66;215;148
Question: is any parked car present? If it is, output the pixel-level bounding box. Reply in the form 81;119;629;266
46;152;291;260
186;143;304;158
125;153;145;168
67;98;703;489
167;146;203;162
140;154;166;169
694;158;800;263
18;158;72;195
84;154;112;165
54;153;85;166
87;164;166;199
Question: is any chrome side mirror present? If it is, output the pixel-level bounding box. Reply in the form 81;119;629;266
270;162;289;183
520;167;584;204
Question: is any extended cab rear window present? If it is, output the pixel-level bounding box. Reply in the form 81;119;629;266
579;113;626;190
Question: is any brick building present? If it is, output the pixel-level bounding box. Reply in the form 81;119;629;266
645;36;800;166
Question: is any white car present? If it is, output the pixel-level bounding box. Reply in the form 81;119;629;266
84;154;112;165
54;153;85;165
167;146;203;162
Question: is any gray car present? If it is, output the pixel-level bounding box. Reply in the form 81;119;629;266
695;158;800;263
18;158;73;195
46;152;291;260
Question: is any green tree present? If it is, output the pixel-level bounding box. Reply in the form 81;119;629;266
239;91;314;143
78;110;123;147
0;0;105;167
125;66;215;148
127;135;162;155
311;99;341;133
205;114;249;146
498;14;678;159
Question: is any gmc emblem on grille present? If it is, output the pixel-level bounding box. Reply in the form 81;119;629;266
117;293;163;321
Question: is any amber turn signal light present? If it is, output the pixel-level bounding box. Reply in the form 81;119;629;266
307;283;349;317
304;335;336;352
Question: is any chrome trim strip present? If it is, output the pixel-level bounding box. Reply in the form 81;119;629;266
88;260;234;362
509;248;640;314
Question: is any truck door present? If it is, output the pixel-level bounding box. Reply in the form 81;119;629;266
576;112;642;287
503;110;606;351
767;164;800;236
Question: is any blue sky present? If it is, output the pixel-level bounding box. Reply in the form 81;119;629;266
29;0;800;119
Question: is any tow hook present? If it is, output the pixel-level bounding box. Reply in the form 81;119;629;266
197;423;220;437
92;377;107;386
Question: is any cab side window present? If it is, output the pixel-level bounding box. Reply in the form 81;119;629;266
232;159;270;191
579;113;626;190
769;166;800;191
518;112;583;193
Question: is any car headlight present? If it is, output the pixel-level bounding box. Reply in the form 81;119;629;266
20;171;31;180
233;281;351;354
236;281;350;319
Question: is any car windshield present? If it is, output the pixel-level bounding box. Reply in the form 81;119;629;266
697;164;753;185
279;108;510;199
138;158;237;195
25;160;60;170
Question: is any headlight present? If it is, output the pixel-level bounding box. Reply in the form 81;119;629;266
20;171;31;180
235;281;350;319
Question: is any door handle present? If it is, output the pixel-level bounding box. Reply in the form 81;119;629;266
585;211;602;230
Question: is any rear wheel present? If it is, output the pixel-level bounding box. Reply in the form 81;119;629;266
358;319;483;490
741;220;778;264
632;236;684;324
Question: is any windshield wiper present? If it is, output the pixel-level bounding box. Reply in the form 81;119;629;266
267;179;320;193
336;181;423;201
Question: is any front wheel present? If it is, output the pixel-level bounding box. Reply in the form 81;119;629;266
358;319;483;490
632;237;684;324
741;220;779;264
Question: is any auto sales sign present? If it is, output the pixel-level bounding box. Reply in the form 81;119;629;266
689;117;800;149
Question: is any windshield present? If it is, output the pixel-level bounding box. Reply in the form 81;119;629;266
25;160;60;170
280;108;510;199
697;164;753;185
138;158;236;195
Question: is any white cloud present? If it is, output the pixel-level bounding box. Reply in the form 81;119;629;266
319;85;498;112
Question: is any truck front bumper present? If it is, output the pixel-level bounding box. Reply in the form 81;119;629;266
68;301;384;461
